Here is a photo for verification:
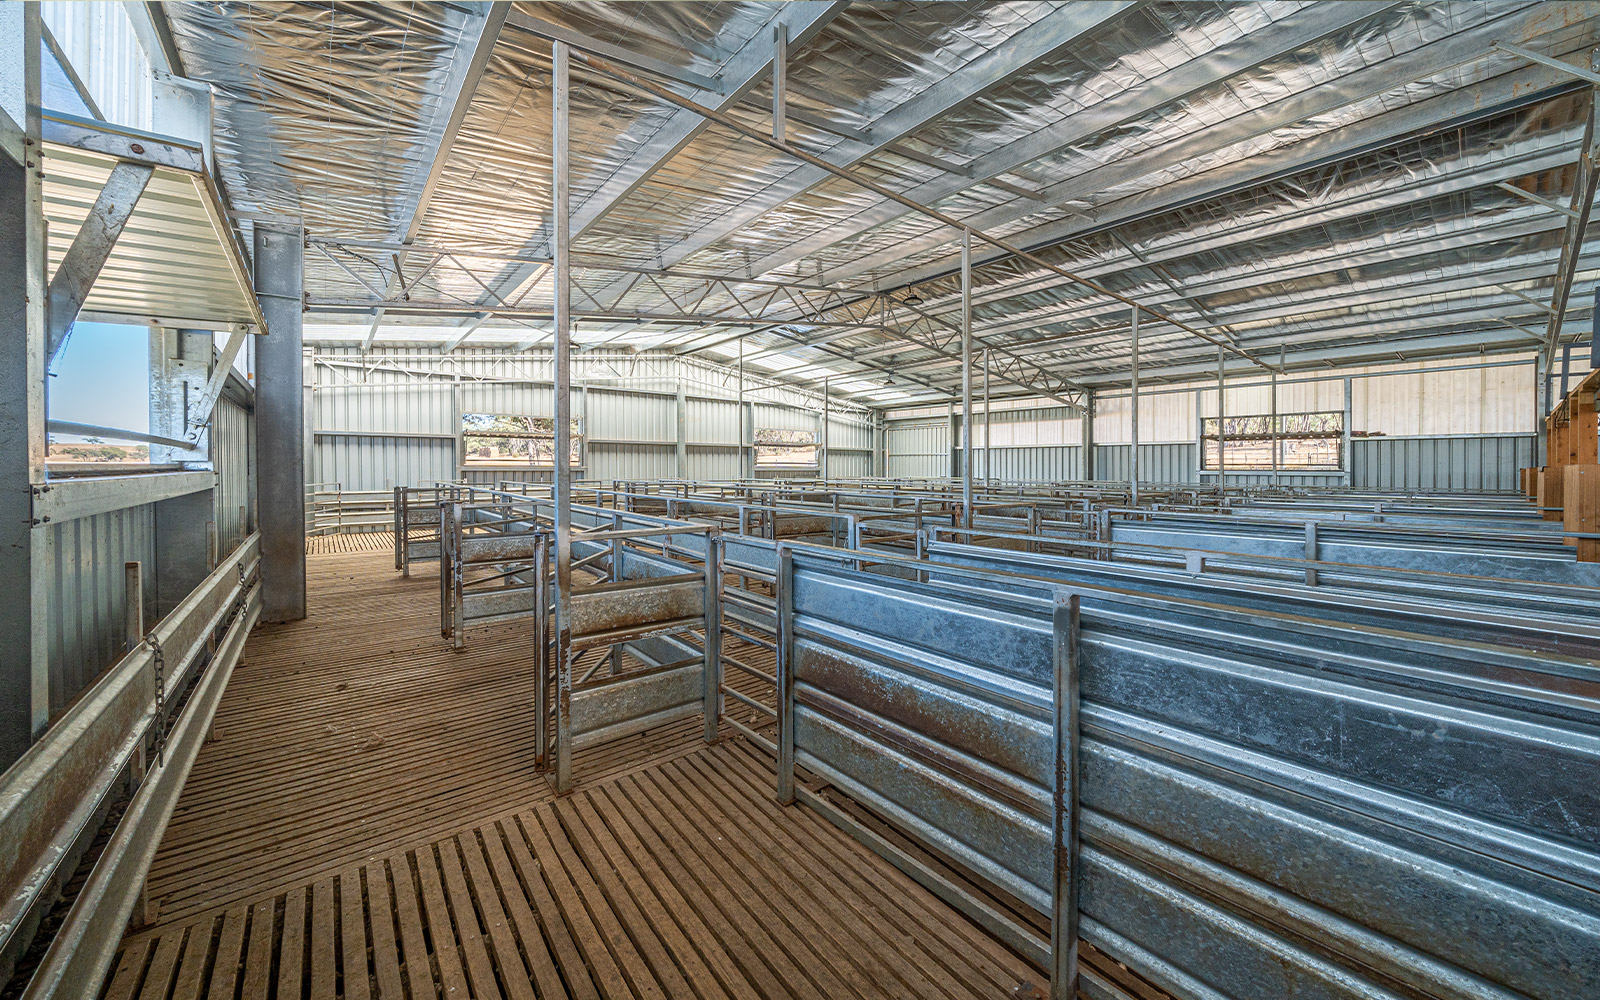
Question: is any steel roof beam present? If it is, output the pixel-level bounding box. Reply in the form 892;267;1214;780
364;2;509;351
612;1;1139;279
829;34;1597;292
892;135;1578;324
743;1;1400;282
1537;52;1600;359
466;1;850;330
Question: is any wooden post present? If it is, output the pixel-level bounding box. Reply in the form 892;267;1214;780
1538;466;1566;522
1563;465;1600;561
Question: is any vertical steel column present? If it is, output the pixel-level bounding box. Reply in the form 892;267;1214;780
982;347;992;488
1050;591;1081;1000
0;0;47;766
960;228;973;528
821;376;829;481
775;545;796;804
1081;394;1095;481
552;40;574;794
1343;376;1355;488
772;24;787;142
738;338;748;479
1129;306;1139;506
946;402;957;480
1272;345;1283;487
254;220;306;623
1535;352;1549;467
1215;346;1227;491
675;379;687;479
702;535;721;743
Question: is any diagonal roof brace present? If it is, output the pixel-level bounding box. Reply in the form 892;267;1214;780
45;161;154;363
566;48;1281;381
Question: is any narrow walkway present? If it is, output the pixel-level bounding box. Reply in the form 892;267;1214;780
144;547;770;926
110;743;1038;1000
110;542;1043;998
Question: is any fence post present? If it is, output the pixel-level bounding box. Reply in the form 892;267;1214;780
1050;590;1081;1000
775;545;796;804
1304;521;1319;586
534;532;550;770
704;535;723;743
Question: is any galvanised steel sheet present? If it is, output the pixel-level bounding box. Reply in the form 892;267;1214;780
781;547;1600;1000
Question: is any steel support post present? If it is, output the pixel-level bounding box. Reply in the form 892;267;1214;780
1129;306;1139;506
675;378;687;479
821;376;830;481
255;220;306;622
772;24;787;142
552;40;575;794
982;348;992;488
1343;376;1354;487
0;0;47;767
1535;352;1549;467
1050;591;1081;1000
1273;345;1286;486
737;339;748;479
775;545;796;805
1216;346;1227;491
703;535;721;743
1081;394;1094;481
960;228;973;527
947;402;957;480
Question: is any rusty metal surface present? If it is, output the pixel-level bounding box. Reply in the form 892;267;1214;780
569;574;704;639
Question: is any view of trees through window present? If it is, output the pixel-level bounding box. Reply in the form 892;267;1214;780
754;427;818;468
1201;411;1343;470
461;414;581;466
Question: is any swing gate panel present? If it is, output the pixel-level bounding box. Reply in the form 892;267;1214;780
775;544;1600;1000
440;502;546;649
393;485;453;575
551;516;721;791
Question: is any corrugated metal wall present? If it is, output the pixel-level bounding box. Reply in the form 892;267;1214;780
43;378;255;717
1351;435;1536;490
41;1;154;129
307;349;873;489
890;358;1537;490
923;438;1535;490
44;504;157;715
886;418;949;478
213;395;254;555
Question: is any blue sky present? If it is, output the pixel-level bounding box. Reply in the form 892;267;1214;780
50;323;149;436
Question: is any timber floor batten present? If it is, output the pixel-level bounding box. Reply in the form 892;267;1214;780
106;545;1044;999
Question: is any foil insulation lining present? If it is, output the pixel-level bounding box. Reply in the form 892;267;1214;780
164;0;1600;387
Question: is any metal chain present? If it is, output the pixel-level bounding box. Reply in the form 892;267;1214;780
145;632;166;767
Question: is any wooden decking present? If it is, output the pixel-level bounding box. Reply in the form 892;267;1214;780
107;544;1043;999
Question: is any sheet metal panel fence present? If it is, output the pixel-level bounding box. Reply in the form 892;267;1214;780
776;545;1600;1000
43;505;157;716
212;396;253;556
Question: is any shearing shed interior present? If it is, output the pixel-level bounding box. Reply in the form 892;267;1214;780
3;2;1600;999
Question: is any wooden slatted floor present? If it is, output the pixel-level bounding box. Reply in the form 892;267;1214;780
110;543;1046;998
108;742;1040;1000
144;548;775;926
